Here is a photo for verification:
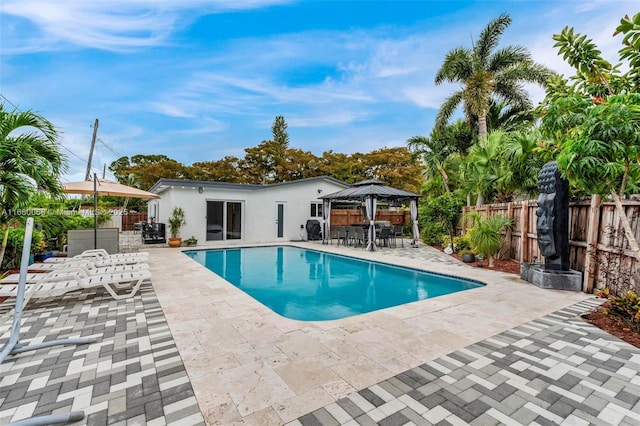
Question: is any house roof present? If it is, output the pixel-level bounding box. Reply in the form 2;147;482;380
319;179;420;202
148;175;350;194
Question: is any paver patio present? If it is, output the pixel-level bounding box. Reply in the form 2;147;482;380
1;241;639;425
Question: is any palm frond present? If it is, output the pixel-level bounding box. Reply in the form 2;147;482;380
435;91;465;128
488;45;531;71
475;13;512;65
435;47;473;84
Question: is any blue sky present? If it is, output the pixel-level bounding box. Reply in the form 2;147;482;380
0;0;635;184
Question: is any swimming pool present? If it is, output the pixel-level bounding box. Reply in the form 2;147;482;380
184;246;485;321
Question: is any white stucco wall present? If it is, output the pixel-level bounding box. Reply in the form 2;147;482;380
149;178;347;244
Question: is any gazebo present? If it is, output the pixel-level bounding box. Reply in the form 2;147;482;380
319;180;421;251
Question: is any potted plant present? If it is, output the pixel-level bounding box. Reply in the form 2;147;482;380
466;212;512;268
184;236;198;247
167;207;186;248
33;235;53;261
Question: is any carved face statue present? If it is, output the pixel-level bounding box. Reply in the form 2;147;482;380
536;192;557;259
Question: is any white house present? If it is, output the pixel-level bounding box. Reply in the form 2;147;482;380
147;176;350;244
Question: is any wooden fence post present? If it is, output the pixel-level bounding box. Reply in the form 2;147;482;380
506;202;513;258
583;195;602;293
520;201;529;263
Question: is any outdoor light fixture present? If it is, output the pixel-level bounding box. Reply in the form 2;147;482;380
198;187;204;194
317;189;323;194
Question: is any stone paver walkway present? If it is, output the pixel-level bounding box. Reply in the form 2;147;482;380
293;298;640;426
0;282;204;425
2;241;640;425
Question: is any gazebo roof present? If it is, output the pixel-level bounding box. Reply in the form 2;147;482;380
319;180;420;202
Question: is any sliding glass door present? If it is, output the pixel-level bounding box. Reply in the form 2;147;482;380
207;201;242;241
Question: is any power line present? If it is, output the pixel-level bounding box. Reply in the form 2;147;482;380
97;138;122;157
60;145;89;163
0;93;20;110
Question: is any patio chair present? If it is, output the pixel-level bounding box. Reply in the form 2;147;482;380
351;226;367;248
392;225;404;248
2;262;149;284
0;269;151;301
346;226;360;246
329;227;340;245
377;226;391;248
336;226;348;246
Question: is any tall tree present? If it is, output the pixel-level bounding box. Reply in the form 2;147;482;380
240;116;292;184
109;154;172;184
435;13;552;140
272;115;290;150
0;104;66;266
357;147;423;193
189;157;245;183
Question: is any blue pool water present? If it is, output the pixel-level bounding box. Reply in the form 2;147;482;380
184;246;485;321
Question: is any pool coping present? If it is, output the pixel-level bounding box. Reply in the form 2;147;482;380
147;241;592;424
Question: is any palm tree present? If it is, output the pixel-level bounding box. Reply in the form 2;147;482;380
407;120;474;196
0;104;66;266
461;130;545;204
407;135;451;193
435;13;552;140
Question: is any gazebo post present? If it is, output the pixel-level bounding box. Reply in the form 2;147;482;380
322;199;331;245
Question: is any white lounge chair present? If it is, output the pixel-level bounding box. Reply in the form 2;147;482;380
2;262;149;284
30;254;148;270
44;248;148;263
0;280;83;299
0;269;151;301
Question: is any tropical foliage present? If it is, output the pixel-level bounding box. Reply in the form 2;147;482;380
0;104;66;266
539;12;640;259
465;212;512;267
0;227;46;271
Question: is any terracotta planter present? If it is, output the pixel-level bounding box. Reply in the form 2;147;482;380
168;237;182;248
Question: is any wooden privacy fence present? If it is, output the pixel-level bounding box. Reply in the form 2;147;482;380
462;196;640;295
330;209;410;227
121;212;148;231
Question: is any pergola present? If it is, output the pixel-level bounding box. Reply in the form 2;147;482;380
319;179;421;251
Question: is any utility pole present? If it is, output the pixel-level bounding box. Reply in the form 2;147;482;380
85;119;99;181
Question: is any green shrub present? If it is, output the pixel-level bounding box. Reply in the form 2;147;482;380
441;234;471;252
420;222;447;245
1;227;45;271
466;212;512;267
418;193;464;246
453;235;471;251
601;289;640;333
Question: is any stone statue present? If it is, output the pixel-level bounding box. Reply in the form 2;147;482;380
536;161;570;271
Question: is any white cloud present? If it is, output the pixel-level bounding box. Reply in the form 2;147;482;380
0;0;294;52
